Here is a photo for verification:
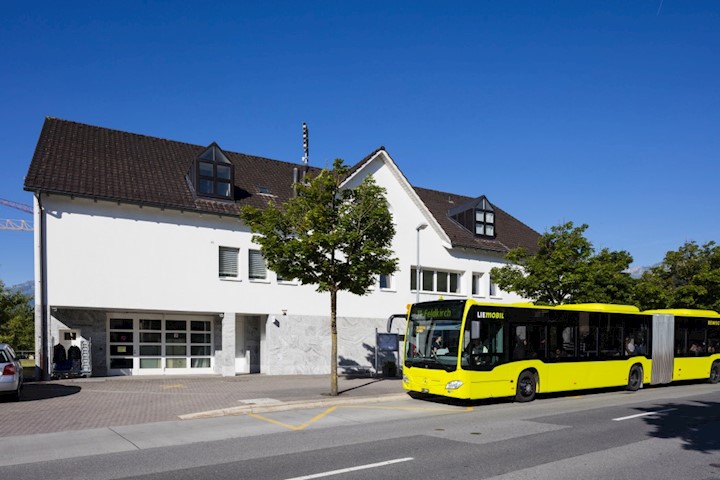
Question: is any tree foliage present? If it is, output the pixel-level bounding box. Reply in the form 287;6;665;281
490;222;634;305
241;159;397;395
0;280;34;350
634;241;720;311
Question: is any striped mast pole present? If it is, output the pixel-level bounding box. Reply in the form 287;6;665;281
302;122;309;177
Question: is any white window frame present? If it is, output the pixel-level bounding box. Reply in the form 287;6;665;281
472;272;485;297
248;249;268;282
276;272;297;285
379;273;395;291
411;267;463;295
489;274;501;298
219;246;240;280
106;313;214;375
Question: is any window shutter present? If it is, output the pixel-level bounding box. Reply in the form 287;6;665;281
249;250;267;279
219;247;239;277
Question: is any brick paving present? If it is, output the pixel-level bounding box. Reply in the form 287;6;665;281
0;375;404;437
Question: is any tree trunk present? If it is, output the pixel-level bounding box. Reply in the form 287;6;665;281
330;288;338;396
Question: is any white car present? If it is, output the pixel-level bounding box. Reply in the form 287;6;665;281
0;343;23;401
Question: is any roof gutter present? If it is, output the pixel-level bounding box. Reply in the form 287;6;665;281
23;188;245;221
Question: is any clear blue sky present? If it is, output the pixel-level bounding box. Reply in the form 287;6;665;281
1;1;718;287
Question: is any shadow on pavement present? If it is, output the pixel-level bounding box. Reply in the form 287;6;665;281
338;377;402;395
13;383;82;402
639;399;720;453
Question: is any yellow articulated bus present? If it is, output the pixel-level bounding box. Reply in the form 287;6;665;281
402;299;720;402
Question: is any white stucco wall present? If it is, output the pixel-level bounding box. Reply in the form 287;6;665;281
40;153;527;317
36;153;532;376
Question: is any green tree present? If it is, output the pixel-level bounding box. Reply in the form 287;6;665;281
241;159;398;396
0;280;34;350
490;222;634;305
634;241;720;311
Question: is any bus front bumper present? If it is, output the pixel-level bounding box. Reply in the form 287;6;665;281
403;371;467;398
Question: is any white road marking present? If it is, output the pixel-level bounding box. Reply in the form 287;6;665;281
612;408;677;421
283;457;414;479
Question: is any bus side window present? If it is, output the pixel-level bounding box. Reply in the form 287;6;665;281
529;325;547;359
675;318;688;356
549;312;578;359
512;326;528;360
624;316;649;356
578;312;598;358
600;314;623;356
709;324;720;354
688;318;707;356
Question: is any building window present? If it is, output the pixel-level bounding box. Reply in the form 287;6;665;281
449;195;496;238
489;275;499;297
108;318;134;370
411;267;462;294
219;247;239;278
249;249;267;280
109;315;214;372
380;274;393;290
194;143;234;200
276;271;296;284
472;273;485;297
475;198;495;237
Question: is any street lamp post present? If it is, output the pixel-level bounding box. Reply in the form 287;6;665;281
415;223;428;304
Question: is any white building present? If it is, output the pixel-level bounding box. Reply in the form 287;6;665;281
24;118;540;379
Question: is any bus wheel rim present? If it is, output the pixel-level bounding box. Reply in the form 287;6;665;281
520;378;534;396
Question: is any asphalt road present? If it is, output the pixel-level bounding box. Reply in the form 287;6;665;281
3;382;720;480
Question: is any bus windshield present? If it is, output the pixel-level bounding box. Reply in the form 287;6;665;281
405;301;465;371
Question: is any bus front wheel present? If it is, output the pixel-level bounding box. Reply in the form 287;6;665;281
627;365;643;391
515;371;537;402
709;362;720;384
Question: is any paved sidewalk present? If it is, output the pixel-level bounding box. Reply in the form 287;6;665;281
0;374;406;437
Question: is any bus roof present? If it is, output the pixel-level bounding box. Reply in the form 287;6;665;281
554;303;641;313
643;308;720;318
469;300;642;314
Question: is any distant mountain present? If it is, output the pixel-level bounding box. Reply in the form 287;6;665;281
10;281;34;303
625;265;657;279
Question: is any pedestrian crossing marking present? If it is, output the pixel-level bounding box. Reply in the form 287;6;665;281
247;404;472;430
249;406;338;430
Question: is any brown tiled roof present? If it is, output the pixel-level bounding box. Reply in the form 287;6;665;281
25;118;539;254
24;117;320;215
414;187;540;254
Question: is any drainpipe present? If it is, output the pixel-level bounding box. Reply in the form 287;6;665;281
34;193;49;380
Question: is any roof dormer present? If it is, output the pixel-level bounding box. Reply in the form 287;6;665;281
449;195;496;238
193;143;234;200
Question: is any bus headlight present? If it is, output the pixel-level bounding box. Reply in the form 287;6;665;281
445;380;463;391
403;374;409;383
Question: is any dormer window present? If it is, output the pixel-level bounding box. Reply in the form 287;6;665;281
475;198;495;237
449;195;496;238
194;143;234;200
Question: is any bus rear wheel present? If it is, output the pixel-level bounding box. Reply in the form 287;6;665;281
709;362;720;384
515;371;537;402
627;364;643;391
